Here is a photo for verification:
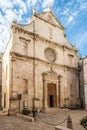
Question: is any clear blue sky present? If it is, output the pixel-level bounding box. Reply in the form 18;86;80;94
0;0;87;57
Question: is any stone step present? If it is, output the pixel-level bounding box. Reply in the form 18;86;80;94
46;108;69;113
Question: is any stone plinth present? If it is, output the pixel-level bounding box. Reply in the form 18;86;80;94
55;125;72;130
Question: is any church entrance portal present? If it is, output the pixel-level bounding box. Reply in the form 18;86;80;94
47;83;57;107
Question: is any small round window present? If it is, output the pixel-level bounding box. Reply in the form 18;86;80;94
45;48;56;62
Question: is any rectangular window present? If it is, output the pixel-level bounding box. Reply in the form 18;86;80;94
23;79;28;94
68;54;74;64
49;28;52;39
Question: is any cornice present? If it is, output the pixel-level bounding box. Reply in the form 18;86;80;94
11;25;77;52
10;52;78;72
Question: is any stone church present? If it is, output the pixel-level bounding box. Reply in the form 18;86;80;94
1;7;82;113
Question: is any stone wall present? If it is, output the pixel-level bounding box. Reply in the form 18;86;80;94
0;55;2;90
82;57;87;109
2;34;13;111
0;54;2;109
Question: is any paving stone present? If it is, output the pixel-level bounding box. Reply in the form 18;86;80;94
0;110;86;130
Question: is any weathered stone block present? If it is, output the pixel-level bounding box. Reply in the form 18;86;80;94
55;125;72;130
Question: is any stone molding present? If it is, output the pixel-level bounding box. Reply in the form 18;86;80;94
10;52;78;72
11;24;77;52
42;69;58;78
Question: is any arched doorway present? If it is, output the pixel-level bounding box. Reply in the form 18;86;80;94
47;83;57;107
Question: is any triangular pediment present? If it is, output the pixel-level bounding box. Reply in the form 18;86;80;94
36;11;64;30
42;69;58;78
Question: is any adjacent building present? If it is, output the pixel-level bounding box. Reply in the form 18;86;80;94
1;7;83;113
79;57;87;109
0;54;2;110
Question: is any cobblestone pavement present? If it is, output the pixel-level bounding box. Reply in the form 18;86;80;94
0;109;87;130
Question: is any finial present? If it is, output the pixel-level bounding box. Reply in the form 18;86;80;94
12;19;17;23
33;7;37;15
11;19;17;29
72;43;77;49
48;5;52;12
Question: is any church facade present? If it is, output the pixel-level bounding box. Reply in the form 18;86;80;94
2;8;81;113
